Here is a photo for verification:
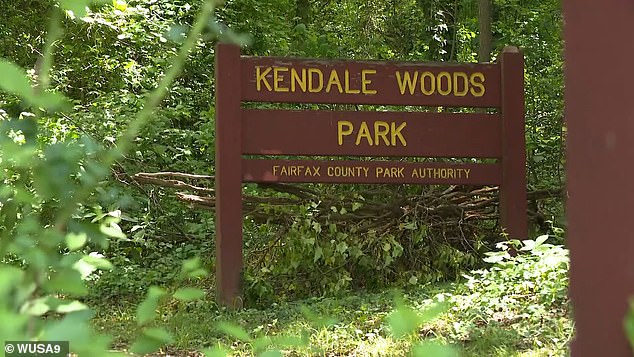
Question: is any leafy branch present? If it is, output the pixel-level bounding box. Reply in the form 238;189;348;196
54;0;219;230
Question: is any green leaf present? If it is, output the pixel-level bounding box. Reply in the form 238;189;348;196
129;334;164;355
45;270;88;296
173;288;205;301
42;311;93;342
535;234;549;246
65;232;88;251
0;60;33;100
136;287;165;325
56;300;89;313
59;0;93;18
272;335;307;348
73;253;112;279
202;346;229;357
112;0;127;11
388;298;446;338
34;91;71;111
520;239;536;251
624;299;634;350
142;327;174;344
313;246;323;263
258;350;283;357
403;221;417;230
81;254;114;270
100;222;126;239
182;257;201;272
187;268;208;278
388;304;421;338
299;305;337;328
21;297;52;316
483;251;510;263
215;321;251;341
252;336;273;353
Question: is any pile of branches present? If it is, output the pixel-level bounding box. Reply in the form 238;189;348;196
132;171;564;244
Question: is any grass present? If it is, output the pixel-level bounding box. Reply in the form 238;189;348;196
91;239;572;356
91;281;572;356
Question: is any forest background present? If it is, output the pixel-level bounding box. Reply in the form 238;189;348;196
0;0;566;355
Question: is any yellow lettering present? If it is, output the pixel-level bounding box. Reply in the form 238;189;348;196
305;166;321;176
291;68;307;92
273;165;280;176
344;70;360;94
327;167;335;176
464;168;471;179
395;71;418;95
396;167;404;177
420;72;435;95
361;69;377;94
453;72;469;96
374;121;390;146
356;121;373;145
337;121;354;145
375;167;384;177
390;122;407;146
437;72;452;96
273;67;289;92
411;168;419;178
362;167;369;177
469;72;485;97
281;166;289;176
256;67;272;91
308;68;324;93
326;70;344;93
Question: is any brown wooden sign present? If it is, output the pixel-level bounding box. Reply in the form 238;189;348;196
243;159;501;185
215;44;526;307
240;56;501;107
565;2;634;355
242;110;502;158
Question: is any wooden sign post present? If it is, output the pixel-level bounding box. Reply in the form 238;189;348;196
565;1;634;355
215;44;526;306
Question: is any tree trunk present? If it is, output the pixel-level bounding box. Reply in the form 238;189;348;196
478;0;492;62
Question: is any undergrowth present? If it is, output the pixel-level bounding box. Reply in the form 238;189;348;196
92;235;572;356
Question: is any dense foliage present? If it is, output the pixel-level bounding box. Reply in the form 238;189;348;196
0;0;565;354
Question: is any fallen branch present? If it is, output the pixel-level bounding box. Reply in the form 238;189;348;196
132;171;565;242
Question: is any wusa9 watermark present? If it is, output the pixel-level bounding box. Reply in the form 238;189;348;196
4;341;69;356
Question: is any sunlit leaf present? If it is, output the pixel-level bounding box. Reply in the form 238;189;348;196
173;288;205;301
136;287;166;325
59;0;92;18
0;60;33;100
45;270;88;296
215;321;251;341
202;346;229;357
65;232;88;251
